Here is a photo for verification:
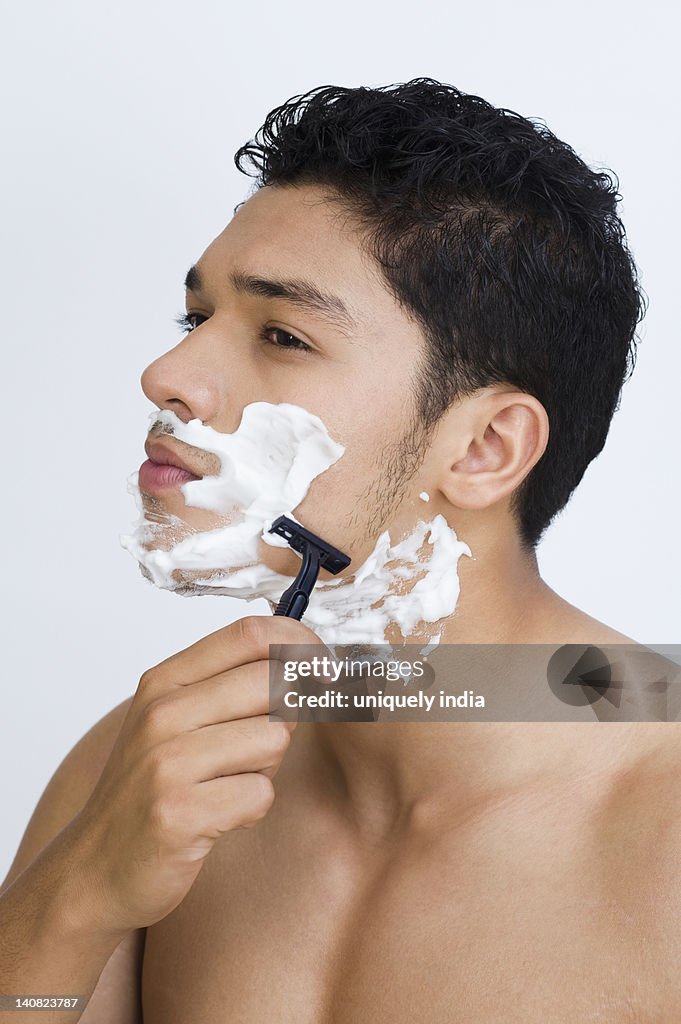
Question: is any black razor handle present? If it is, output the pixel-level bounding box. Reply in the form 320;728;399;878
273;546;322;620
268;515;351;620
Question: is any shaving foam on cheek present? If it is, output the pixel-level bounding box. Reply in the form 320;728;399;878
120;401;473;646
120;402;342;602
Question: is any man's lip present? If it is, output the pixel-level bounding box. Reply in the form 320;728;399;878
143;438;205;479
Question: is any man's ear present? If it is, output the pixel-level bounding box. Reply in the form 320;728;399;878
436;390;549;511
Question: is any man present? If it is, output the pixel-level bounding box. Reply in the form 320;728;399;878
2;79;678;1022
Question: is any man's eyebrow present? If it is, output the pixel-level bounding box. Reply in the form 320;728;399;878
183;263;360;336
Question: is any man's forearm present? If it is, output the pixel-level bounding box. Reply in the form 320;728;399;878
0;825;130;1023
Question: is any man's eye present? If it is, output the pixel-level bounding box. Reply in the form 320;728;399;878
173;312;312;354
174;312;207;332
258;327;312;354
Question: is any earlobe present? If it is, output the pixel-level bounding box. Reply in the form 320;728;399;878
437;392;549;512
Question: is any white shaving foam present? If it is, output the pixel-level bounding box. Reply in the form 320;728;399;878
120;402;472;647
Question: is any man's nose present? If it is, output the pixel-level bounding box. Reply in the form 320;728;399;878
140;336;221;425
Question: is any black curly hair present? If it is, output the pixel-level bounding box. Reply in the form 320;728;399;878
234;78;646;550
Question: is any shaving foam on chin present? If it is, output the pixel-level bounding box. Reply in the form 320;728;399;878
120;402;472;646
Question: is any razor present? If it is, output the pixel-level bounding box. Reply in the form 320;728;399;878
268;515;351;620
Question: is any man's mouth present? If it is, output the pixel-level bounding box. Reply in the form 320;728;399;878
139;438;206;493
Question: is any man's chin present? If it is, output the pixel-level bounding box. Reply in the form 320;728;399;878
139;493;238;533
136;559;280;602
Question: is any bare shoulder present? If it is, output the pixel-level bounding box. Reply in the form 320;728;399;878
560;607;638;646
1;694;135;892
1;694;144;1024
536;588;640;645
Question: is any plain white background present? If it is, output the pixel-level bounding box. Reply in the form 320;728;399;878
1;0;679;877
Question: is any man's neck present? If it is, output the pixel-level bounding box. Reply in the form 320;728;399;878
303;525;649;834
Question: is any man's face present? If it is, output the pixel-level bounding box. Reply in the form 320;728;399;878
139;183;438;586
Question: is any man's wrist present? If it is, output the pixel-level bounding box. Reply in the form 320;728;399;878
31;819;131;957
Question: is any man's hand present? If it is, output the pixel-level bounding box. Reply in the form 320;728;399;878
67;614;321;935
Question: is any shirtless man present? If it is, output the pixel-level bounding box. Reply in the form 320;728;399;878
2;79;678;1023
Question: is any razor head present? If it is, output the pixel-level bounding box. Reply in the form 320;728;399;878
268;515;351;575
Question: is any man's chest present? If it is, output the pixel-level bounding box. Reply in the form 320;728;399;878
139;816;681;1023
